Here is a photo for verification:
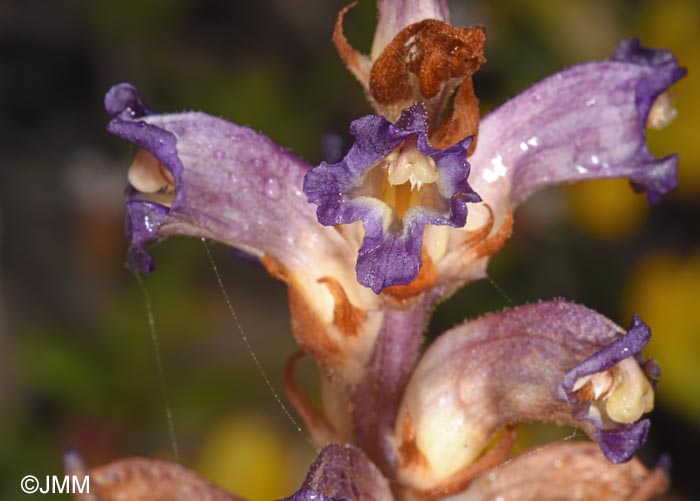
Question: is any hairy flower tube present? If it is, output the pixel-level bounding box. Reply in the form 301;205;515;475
71;0;687;499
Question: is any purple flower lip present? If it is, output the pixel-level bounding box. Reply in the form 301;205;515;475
304;104;480;293
104;83;186;272
558;314;652;403
558;314;655;463
611;39;687;203
105;82;154;119
105;84;183;209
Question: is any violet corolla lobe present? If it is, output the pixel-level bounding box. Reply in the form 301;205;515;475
303;104;480;293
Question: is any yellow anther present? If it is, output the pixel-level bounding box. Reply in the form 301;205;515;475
646;91;677;130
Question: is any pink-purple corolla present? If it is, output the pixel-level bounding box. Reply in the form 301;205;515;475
68;1;686;499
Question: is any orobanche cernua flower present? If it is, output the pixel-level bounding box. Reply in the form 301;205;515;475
69;1;686;499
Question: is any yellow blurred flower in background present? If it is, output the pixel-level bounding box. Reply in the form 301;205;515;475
195;413;311;500
624;252;700;424
567;0;698;240
567;179;650;239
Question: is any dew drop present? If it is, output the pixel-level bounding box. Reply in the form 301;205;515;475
265;177;281;200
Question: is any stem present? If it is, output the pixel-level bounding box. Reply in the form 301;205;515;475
351;302;429;478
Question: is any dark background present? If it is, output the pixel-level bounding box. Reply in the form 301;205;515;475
1;0;698;499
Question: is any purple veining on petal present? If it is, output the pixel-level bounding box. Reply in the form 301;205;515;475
304;104;479;293
558;314;651;403
469;41;686;215
106;83;347;276
280;444;393;501
596;419;651;464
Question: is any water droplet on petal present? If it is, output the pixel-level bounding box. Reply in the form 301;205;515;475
265;177;281;199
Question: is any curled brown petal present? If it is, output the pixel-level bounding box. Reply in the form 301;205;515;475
318;276;366;338
369;20;485;124
430;77;480;153
284;350;338;447
65;450;242;501
333;3;372;92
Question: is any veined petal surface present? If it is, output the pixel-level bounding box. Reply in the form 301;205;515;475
469;41;686;213
392;301;656;491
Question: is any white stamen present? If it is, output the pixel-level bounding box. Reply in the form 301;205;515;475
128;149;175;195
647;91;677;130
385;144;438;190
573;357;654;425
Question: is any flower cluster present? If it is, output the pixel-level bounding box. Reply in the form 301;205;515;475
68;1;686;499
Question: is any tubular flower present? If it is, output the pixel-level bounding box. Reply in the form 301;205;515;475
390;302;657;493
81;0;687;499
303;104;480;293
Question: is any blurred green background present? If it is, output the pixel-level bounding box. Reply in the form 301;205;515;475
0;0;698;499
